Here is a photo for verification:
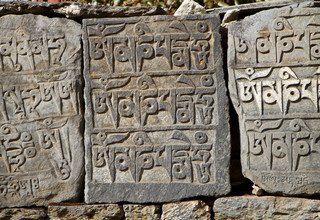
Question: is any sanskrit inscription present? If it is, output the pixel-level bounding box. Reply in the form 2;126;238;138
228;5;320;195
83;15;230;203
0;14;83;207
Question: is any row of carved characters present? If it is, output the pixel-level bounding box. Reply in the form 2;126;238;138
88;21;212;72
93;88;215;128
236;67;320;114
0;119;71;180
261;173;309;187
234;21;320;65
246;119;320;171
92;130;213;184
0;31;66;72
95;72;214;90
0;80;78;121
93;74;215;128
0;176;39;198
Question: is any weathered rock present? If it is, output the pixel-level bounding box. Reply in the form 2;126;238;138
221;9;240;27
83;14;230;203
161;200;211;220
0;207;48;220
0;14;83;207
123;204;161;220
174;0;206;16
48;204;124;220
214;196;320;220
207;0;318;15
228;4;320;195
0;2;165;18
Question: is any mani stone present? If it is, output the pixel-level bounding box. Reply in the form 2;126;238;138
83;14;231;203
161;200;211;220
48;204;124;220
123;204;161;220
228;4;320;195
0;14;83;207
214;196;320;220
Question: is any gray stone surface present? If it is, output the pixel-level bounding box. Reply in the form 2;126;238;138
0;2;165;18
174;0;206;16
207;0;318;14
0;207;48;220
123;204;161;220
161;200;211;220
83;14;230;203
214;196;320;220
48;204;124;220
228;5;320;195
0;14;83;207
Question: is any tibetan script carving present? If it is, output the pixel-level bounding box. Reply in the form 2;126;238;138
228;5;320;195
83;15;230;203
0;14;83;207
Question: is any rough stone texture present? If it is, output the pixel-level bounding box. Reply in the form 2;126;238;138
0;207;48;220
207;0;318;14
0;2;165;18
48;204;124;220
123;204;161;220
214;196;320;220
83;14;230;203
228;4;320;195
174;0;206;16
0;14;83;207
221;9;240;28
161;200;211;220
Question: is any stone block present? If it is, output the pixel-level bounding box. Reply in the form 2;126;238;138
228;4;320;195
161;200;211;220
0;207;48;220
207;0;319;15
0;2;165;18
0;14;83;207
48;204;124;220
83;14;231;203
123;204;161;220
214;196;320;220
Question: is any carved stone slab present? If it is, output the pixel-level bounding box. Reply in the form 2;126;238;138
83;14;230;203
0;14;83;207
228;5;320;195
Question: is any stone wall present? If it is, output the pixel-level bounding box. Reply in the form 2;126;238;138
1;0;320;219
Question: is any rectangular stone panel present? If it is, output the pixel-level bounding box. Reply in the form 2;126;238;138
0;14;83;207
83;14;230;203
228;5;320;195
